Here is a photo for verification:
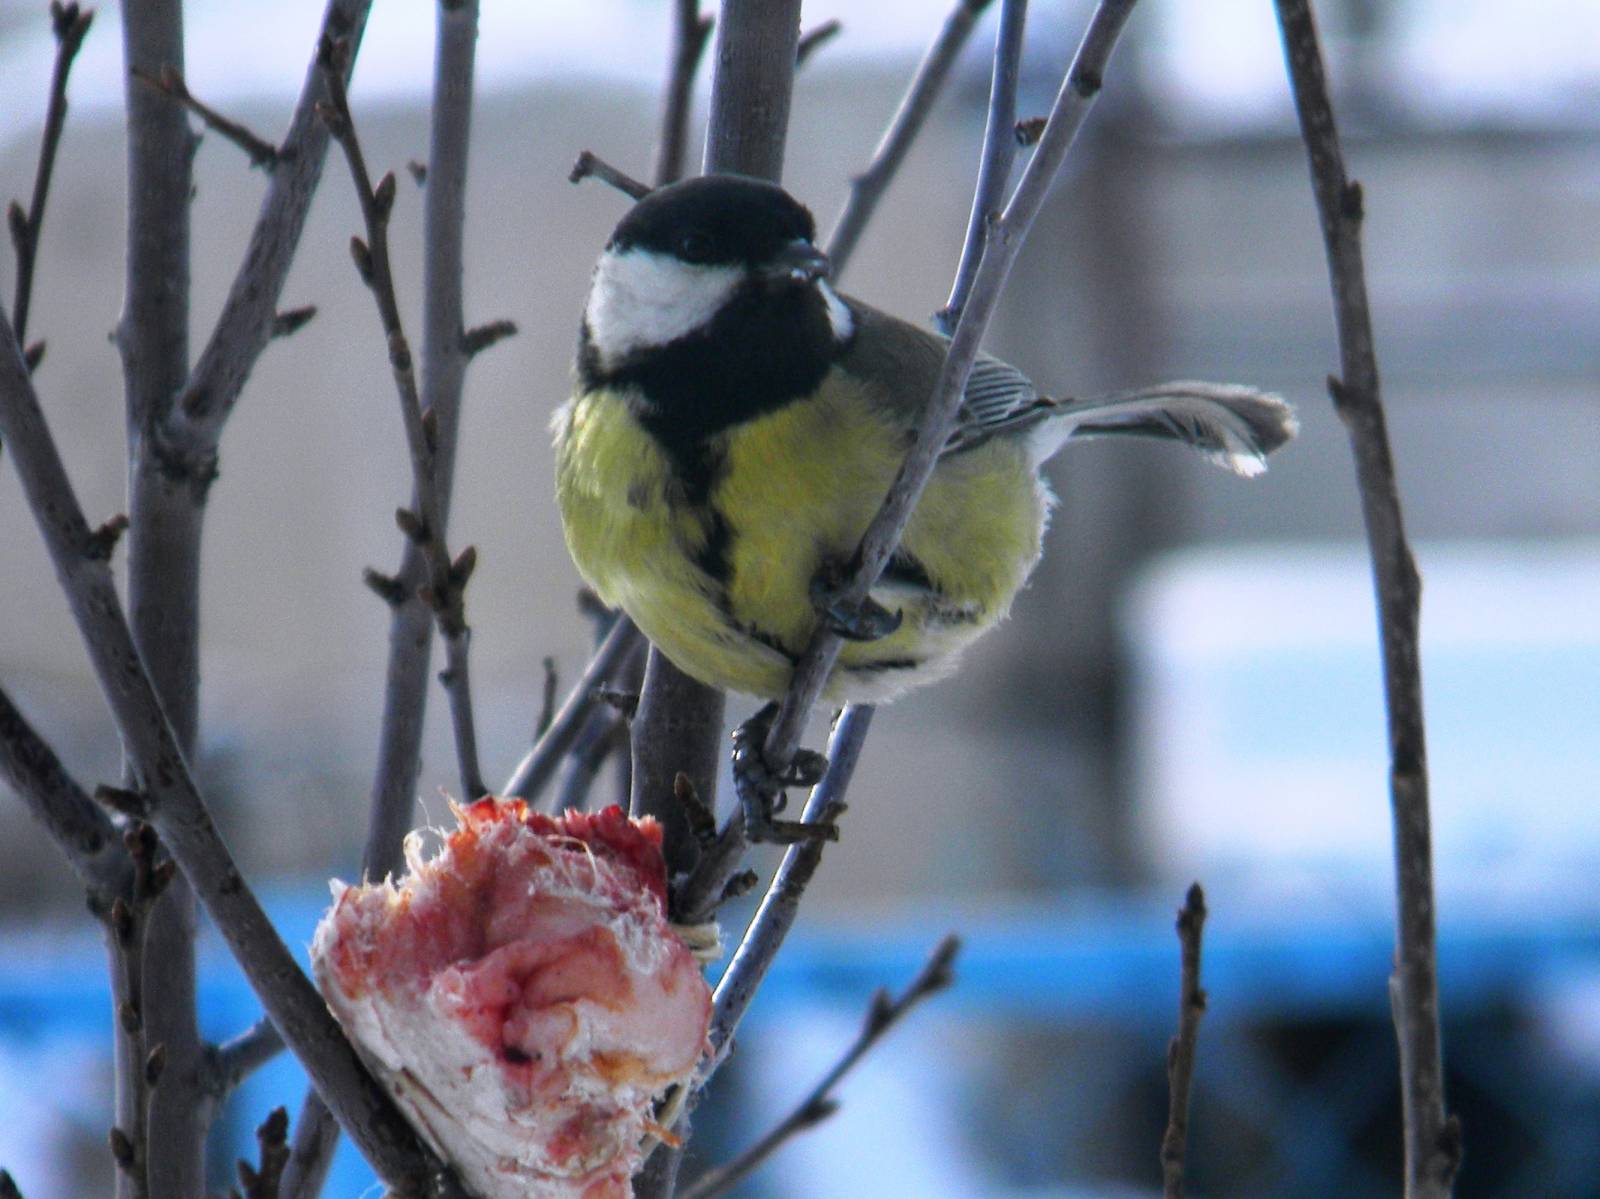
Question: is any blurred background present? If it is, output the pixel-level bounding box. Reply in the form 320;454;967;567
1;0;1598;1195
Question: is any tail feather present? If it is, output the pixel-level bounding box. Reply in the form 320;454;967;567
1042;381;1298;477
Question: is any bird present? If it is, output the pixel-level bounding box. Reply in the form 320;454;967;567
553;174;1295;839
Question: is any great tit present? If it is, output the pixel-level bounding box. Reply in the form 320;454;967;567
554;174;1294;715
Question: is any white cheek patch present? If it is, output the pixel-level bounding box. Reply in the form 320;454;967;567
584;248;743;366
818;280;854;343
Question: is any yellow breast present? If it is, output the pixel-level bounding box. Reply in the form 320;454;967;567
553;378;1050;703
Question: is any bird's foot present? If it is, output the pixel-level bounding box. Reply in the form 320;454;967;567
731;703;837;844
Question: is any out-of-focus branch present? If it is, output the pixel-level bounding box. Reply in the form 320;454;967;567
0;683;132;910
1272;5;1458;1196
131;65;281;169
762;0;1141;792
683;933;958;1199
569;150;653;200
202;1017;285;1109
318;34;487;805
654;0;714;187
234;1107;290;1199
181;0;374;436
825;0;993;277
6;1;93;358
939;0;1027;333
504;615;645;800
278;1095;340;1199
0;313;463;1197
1161;883;1207;1199
794;19;842;68
701;0;802;184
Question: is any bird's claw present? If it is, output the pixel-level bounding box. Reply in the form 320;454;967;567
731;704;838;844
810;574;903;643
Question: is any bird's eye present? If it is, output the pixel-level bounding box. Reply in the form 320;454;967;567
677;231;715;263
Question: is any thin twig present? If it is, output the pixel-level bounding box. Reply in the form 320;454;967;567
794;19;843;68
0;682;132;911
181;0;375;435
102;823;164;1199
131;65;282;169
826;0;993;277
281;15;487;1190
0;313;463;1196
7;1;93;353
682;934;959;1199
278;1091;340;1199
552;708;631;814
653;0;714;187
504;616;644;800
569;150;653;200
1161;883;1207;1199
939;0;1027;334
762;0;1141;793
709;705;874;1065
203;1017;286;1107
1272;4;1458;1195
234;1107;290;1199
319;34;487;804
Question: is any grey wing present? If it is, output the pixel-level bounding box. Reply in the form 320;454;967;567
835;298;1049;452
942;353;1054;454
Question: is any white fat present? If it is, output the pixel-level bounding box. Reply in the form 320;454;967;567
819;279;854;342
584;246;742;366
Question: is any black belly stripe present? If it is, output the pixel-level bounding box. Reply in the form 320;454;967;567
845;657;922;675
693;507;734;587
880;550;935;593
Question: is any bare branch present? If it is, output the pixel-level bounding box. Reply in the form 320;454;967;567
1272;4;1458;1195
570;149;653;200
0;682;132;910
709;704;874;1065
683;934;959;1199
939;0;1027;334
181;0;375;435
826;0;993;277
794;19;842;68
702;0;803;182
552;707;631;814
271;305;318;340
278;1092;340;1199
462;318;517;357
1161;883;1207;1199
7;1;94;349
0;313;463;1196
319;32;487;805
235;1107;290;1199
102;823;163;1199
653;0;714;187
504;616;645;800
116;2;206;1190
762;0;1141;800
131;65;282;169
203;1017;286;1106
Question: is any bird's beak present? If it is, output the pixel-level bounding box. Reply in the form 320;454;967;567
762;239;831;285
